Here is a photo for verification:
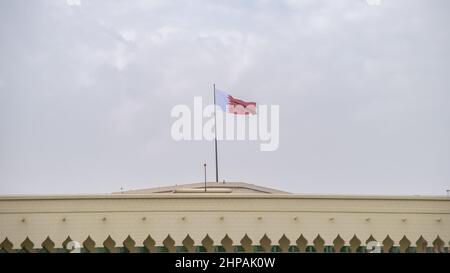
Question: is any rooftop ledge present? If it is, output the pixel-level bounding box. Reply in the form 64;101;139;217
173;188;233;193
0;194;449;201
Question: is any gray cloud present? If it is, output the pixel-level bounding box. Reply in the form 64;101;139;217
0;0;449;195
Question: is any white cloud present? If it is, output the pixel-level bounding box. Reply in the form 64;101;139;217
111;42;134;70
147;26;182;45
66;0;81;6
1;0;449;195
119;29;137;43
111;99;146;134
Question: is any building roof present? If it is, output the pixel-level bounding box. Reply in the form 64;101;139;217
1;189;449;251
113;182;291;195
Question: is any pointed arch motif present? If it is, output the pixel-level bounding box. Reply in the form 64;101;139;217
0;238;13;253
182;235;195;253
313;234;325;253
103;235;116;253
83;236;96;253
41;237;55;253
399;236;411;253
382;235;394;253
259;234;271;253
432;236;444;253
163;235;176;253
416;236;427;253
123;235;136;253
221;234;233;253
333;235;345;253
143;235;156;253
296;235;308;253
240;234;253;252
21;237;34;253
349;235;361;253
278;234;290;253
201;234;214;252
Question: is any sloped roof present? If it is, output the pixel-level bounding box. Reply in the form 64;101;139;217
113;182;291;194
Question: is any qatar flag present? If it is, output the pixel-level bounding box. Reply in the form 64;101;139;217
215;89;256;115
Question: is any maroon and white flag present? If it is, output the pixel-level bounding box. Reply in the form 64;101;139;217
215;89;256;115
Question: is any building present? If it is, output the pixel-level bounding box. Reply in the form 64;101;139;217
0;182;449;253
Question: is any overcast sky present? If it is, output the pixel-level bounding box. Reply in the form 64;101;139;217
0;0;449;195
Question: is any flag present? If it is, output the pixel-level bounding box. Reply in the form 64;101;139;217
215;90;256;115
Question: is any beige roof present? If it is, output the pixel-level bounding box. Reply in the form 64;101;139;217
113;182;291;195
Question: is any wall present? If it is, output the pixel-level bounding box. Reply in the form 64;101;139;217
0;194;449;252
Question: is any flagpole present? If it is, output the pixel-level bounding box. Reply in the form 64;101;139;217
204;163;207;192
213;84;219;182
